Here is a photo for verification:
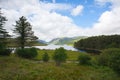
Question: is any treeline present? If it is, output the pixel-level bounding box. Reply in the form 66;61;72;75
74;35;120;53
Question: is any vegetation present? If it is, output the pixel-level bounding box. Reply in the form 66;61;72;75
53;47;67;66
0;49;12;56
0;8;11;56
13;16;38;49
0;8;10;42
15;48;38;59
74;35;120;53
0;56;120;80
42;52;49;62
49;36;87;46
7;38;46;47
97;48;120;74
78;53;91;65
36;49;81;61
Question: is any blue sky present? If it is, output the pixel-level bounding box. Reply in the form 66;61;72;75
0;0;120;41
42;0;112;27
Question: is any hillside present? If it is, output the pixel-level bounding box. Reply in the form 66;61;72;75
7;38;47;47
74;35;120;50
49;36;87;46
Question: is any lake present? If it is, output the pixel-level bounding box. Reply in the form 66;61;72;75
34;44;78;51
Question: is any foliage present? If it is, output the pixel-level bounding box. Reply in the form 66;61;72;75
42;52;49;62
0;8;10;49
0;56;120;80
78;53;91;65
74;35;120;52
97;48;120;74
36;49;80;61
13;16;38;49
0;8;9;39
53;47;67;66
15;48;38;59
0;48;12;56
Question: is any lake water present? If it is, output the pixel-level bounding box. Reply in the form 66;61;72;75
34;44;78;51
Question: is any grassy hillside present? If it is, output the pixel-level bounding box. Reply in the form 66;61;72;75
49;36;87;46
0;56;119;80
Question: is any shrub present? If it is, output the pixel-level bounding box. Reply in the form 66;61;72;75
0;49;12;56
97;48;120;74
78;53;91;65
15;48;38;59
53;47;67;66
42;52;49;62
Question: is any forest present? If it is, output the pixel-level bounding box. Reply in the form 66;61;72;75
74;35;120;53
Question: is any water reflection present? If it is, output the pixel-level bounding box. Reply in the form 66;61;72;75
34;44;78;51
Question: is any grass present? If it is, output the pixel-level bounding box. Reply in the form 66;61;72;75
35;49;81;61
0;56;120;80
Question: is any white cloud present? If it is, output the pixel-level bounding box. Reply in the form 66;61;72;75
40;2;72;11
0;0;83;41
0;0;120;41
71;5;84;16
88;0;120;35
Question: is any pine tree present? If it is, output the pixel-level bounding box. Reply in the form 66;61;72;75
13;16;38;49
0;8;9;48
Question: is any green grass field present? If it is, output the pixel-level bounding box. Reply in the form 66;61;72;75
0;56;120;80
35;49;82;61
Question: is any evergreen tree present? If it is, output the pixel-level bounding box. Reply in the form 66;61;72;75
13;16;38;49
53;47;67;66
0;8;11;56
0;8;9;48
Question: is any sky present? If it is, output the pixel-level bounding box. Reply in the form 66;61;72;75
0;0;120;41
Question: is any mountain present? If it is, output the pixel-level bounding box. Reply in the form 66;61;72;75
49;36;87;46
38;40;48;44
37;40;48;46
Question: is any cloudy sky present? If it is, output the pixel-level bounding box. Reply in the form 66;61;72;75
0;0;120;41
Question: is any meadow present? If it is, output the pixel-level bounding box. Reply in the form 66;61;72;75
0;56;120;80
35;49;81;61
0;49;120;80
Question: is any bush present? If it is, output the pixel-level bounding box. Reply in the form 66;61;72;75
78;53;91;65
53;47;67;66
15;48;38;59
0;49;12;56
42;52;49;62
0;44;12;56
97;48;120;74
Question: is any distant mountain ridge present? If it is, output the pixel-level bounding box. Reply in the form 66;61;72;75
38;40;48;44
48;36;87;46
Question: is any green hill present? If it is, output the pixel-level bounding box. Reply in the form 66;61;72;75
49;36;87;46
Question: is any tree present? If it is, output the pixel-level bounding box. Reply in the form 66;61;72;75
42;52;49;62
0;8;9;48
53;47;67;66
13;16;38;49
74;35;120;54
78;53;91;65
0;8;11;56
97;48;120;74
